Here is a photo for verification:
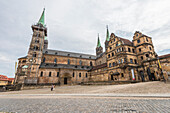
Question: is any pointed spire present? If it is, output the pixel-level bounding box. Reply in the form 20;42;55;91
106;25;110;41
97;33;101;48
38;8;45;26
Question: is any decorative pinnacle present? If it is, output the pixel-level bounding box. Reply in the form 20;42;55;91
97;33;101;48
106;25;110;41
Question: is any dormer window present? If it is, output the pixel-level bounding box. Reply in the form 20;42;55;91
80;55;82;58
55;52;58;55
45;51;48;54
68;54;70;56
146;38;148;42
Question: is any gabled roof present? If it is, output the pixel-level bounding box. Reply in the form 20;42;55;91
120;37;133;46
0;75;8;81
43;49;96;59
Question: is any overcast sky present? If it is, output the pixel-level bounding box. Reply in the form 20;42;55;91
0;0;170;77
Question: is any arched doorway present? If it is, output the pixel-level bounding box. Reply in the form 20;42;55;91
60;73;72;85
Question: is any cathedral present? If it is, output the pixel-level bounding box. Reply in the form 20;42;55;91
15;9;170;85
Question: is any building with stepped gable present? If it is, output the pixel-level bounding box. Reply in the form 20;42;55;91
15;9;170;85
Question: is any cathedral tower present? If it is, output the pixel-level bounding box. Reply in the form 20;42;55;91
105;25;110;51
96;34;103;57
25;8;47;82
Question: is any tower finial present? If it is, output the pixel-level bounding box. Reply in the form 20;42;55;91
97;33;101;48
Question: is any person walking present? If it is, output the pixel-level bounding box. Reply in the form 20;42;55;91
51;85;53;91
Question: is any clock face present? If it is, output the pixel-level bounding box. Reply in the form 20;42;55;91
30;59;33;62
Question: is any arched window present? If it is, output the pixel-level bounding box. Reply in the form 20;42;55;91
109;63;111;67
73;72;74;77
54;58;57;63
79;73;81;77
86;73;88;78
57;72;59;77
33;46;38;50
79;60;82;65
40;72;43;77
128;48;131;52
130;59;133;63
90;61;93;66
68;59;70;65
43;57;46;63
33;53;36;57
49;72;51;77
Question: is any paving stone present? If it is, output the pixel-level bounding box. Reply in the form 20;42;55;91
0;98;170;113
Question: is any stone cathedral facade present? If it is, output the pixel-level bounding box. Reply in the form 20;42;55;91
15;9;170;85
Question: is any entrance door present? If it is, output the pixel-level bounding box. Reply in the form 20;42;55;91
64;78;67;84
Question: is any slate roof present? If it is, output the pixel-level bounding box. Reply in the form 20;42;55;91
159;54;170;59
18;56;27;60
40;63;92;70
91;63;107;71
120;38;133;46
43;49;96;59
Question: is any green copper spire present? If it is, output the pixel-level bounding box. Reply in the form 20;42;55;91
106;25;110;41
97;33;101;48
38;8;45;26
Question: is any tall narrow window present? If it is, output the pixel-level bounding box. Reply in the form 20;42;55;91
112;52;114;56
40;72;43;77
121;73;124;77
57;72;59;77
109;63;111;67
139;48;141;52
54;58;57;63
132;49;135;53
79;73;81;77
141;56;143;60
68;59;70;65
128;48;131;52
73;72;74;77
49;72;51;77
79;60;82;65
86;73;88;78
108;54;110;58
112;62;115;66
90;61;93;66
134;59;137;64
130;59;133;63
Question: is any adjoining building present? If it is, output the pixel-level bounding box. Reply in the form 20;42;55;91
15;9;170;85
0;75;14;86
